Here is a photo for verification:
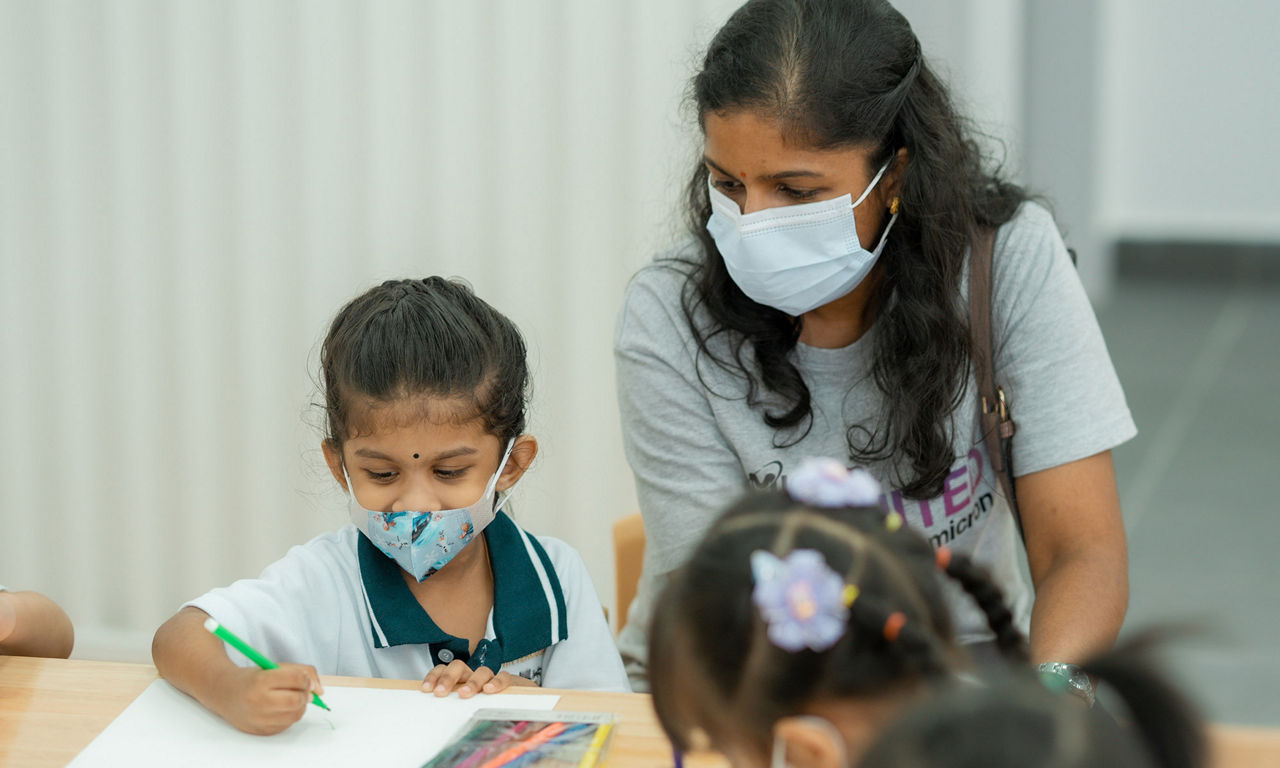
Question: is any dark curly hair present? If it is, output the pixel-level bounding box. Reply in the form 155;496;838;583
677;0;1028;498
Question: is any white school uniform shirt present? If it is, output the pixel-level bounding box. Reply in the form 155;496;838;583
186;512;630;692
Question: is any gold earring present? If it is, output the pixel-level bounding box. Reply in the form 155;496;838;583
889;197;901;215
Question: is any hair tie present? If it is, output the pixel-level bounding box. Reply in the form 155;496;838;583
751;549;852;653
786;458;883;509
934;546;952;571
883;612;908;643
899;40;923;90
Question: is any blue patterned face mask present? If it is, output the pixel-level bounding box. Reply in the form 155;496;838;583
345;441;515;582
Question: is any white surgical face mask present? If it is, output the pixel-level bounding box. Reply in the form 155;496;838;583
706;159;897;317
345;441;516;582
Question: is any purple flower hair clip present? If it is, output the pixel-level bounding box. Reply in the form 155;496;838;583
750;549;859;653
785;457;883;509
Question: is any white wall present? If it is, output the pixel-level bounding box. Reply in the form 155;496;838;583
0;0;742;661
1099;0;1280;243
898;0;1115;300
894;0;1026;175
897;1;1280;294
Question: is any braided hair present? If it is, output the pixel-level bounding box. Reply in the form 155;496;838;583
858;633;1206;768
934;546;1027;662
649;482;1027;760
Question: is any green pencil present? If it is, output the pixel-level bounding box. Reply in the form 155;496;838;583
203;617;331;711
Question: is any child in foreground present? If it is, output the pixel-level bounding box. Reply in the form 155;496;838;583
858;635;1206;768
0;585;74;658
153;277;628;735
649;458;1027;767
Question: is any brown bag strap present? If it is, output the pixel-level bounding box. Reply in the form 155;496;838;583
968;227;1024;543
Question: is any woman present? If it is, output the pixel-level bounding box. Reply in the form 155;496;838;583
615;0;1134;693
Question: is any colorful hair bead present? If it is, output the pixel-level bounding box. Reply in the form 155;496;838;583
883;612;908;643
935;546;952;571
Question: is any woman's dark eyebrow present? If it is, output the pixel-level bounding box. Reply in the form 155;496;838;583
703;155;735;178
702;156;823;182
766;169;822;180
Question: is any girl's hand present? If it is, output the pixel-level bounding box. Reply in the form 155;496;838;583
212;664;325;735
421;660;540;698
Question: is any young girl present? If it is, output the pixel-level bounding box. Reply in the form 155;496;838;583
153;277;629;736
650;457;1026;767
858;637;1206;768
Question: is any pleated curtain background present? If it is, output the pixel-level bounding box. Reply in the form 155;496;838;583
0;0;744;660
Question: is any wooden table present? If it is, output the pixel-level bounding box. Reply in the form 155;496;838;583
2;657;1279;767
0;657;689;767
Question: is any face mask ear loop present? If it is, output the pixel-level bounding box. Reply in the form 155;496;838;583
871;209;900;255
799;716;850;768
771;734;788;768
491;439;519;515
341;465;359;504
851;157;894;209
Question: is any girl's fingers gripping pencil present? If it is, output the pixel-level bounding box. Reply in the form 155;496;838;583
203;618;331;711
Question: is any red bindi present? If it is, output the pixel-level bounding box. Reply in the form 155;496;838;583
739;172;746;178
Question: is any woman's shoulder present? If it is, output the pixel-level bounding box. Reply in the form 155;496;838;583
624;238;701;303
616;238;707;347
988;200;1076;298
994;199;1062;255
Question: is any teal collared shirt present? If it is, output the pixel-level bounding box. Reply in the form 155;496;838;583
356;511;569;673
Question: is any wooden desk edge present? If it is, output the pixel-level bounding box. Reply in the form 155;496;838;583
0;657;671;768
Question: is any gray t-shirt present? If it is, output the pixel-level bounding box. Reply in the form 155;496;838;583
613;201;1136;689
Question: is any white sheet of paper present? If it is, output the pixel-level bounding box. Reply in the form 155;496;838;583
69;679;560;768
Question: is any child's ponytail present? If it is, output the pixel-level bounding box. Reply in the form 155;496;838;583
1082;634;1206;768
856;634;1207;768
